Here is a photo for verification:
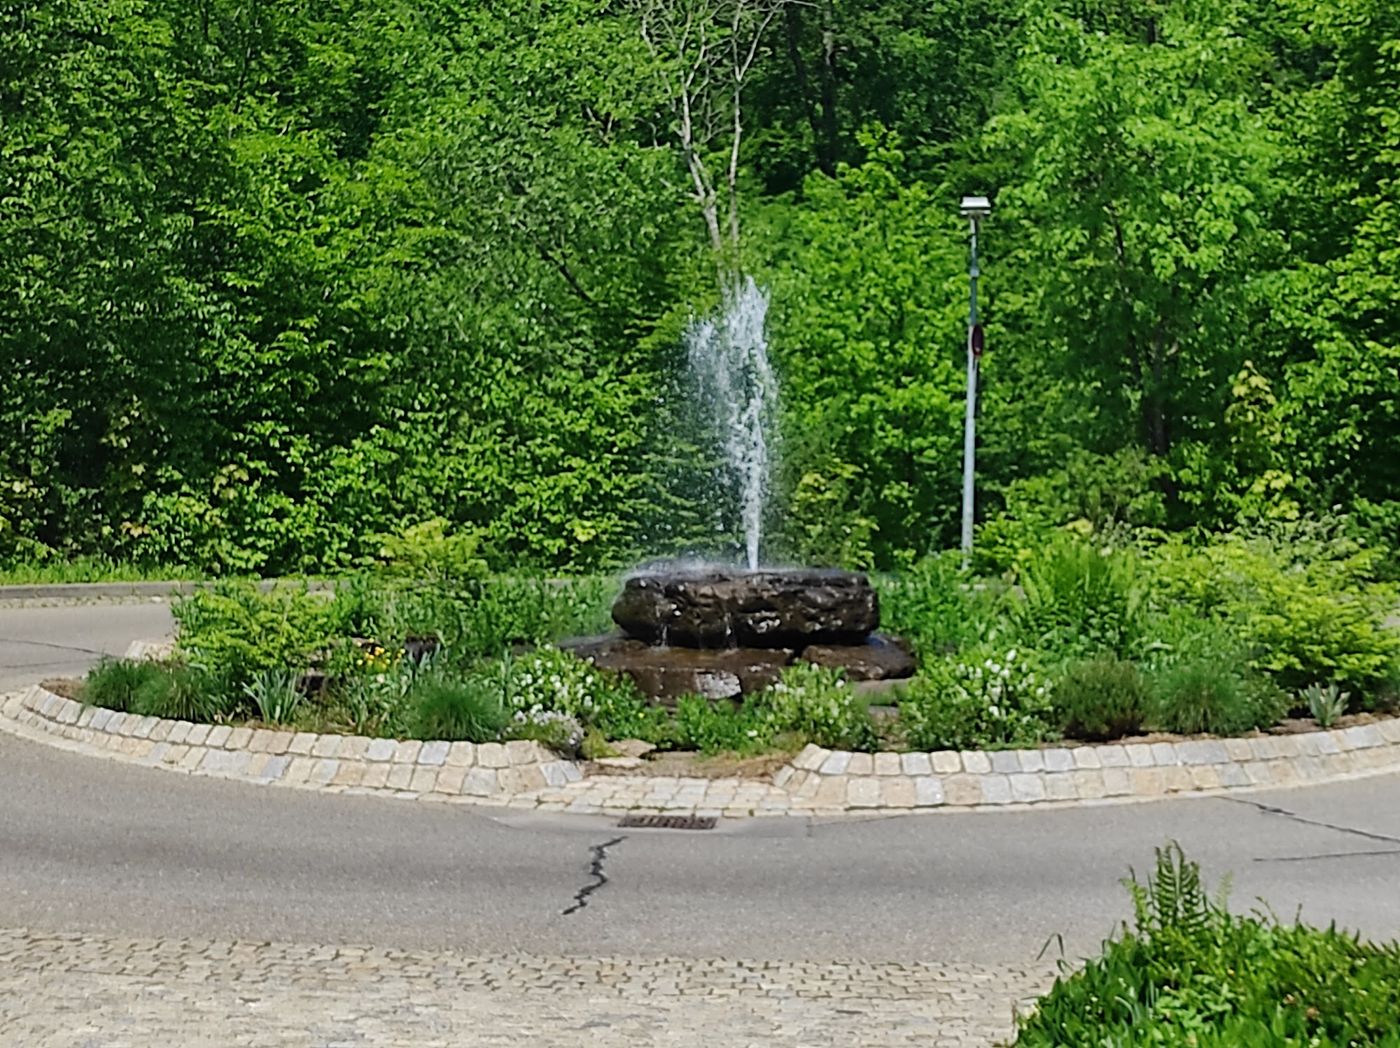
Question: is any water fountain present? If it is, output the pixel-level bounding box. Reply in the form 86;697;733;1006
562;277;915;704
683;276;777;569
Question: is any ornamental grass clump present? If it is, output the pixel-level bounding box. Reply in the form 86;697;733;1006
1149;659;1287;736
241;667;305;725
83;657;165;712
128;664;232;722
1302;681;1350;728
408;675;509;743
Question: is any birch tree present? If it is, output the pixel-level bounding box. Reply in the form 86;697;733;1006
632;0;795;267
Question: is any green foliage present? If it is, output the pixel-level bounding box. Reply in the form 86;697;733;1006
2;0;1398;572
1052;657;1149;742
1015;843;1400;1046
334;658;417;738
878;553;996;659
1302;682;1351;728
753;663;878;751
128;664;232;722
1013;535;1146;659
172;582;340;686
408;675;509;744
374;519;488;583
670;696;771;756
1149;524;1400;695
241;668;305;725
1149;660;1287;736
83;658;165;713
900;646;1054;750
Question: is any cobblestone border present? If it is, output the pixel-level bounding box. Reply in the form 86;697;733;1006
5;684;1400;817
0;686;581;804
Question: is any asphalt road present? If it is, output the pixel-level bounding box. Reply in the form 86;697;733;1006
2;600;1399;967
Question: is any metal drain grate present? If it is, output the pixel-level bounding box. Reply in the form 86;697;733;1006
617;813;718;831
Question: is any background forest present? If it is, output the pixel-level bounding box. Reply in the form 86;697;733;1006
2;0;1397;575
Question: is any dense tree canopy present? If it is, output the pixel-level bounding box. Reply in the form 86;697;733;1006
1;0;1395;573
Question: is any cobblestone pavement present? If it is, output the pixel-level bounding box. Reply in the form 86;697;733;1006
0;928;1055;1047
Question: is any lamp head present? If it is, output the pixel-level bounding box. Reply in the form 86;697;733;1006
960;195;992;219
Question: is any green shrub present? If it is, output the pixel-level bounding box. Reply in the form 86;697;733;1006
753;663;877;751
1149;660;1286;735
83;658;164;712
1013;534;1147;659
485;646;655;740
373;517;488;583
1052;657;1149;741
505;709;585;756
173;581;339;686
670;695;771;755
900;646;1055;750
408;675;509;742
1015;844;1400;1046
1148;524;1400;695
129;665;232;722
878;552;996;657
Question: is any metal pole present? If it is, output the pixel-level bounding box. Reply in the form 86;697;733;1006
960;217;980;569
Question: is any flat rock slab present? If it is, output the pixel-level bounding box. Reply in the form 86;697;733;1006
562;636;793;703
800;635;916;681
612;569;879;649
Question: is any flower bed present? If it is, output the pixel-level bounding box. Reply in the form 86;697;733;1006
72;525;1400;762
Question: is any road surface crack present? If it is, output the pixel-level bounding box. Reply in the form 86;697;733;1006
1254;848;1400;864
562;836;625;916
1224;796;1400;847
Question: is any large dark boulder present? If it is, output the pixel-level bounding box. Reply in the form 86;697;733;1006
611;569;879;649
560;635;793;705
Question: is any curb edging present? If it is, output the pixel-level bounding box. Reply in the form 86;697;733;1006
5;685;1400;818
1;686;581;804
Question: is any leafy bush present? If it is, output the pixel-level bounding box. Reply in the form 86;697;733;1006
1052;657;1149;741
173;581;340;686
408;675;509;743
128;665;232;722
753;663;877;750
374;517;488;583
1015;844;1400;1046
1013;535;1147;659
878;552;996;658
506;709;586;756
1149;524;1400;695
83;658;165;712
670;695;771;755
486;646;656;740
1149;660;1287;736
901;646;1054;750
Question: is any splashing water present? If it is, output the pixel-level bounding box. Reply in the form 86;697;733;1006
684;276;778;570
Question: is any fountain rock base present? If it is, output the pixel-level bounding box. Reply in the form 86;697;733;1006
564;569;914;705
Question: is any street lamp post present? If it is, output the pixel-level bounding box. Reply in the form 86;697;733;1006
959;195;991;570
